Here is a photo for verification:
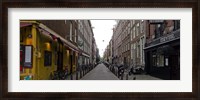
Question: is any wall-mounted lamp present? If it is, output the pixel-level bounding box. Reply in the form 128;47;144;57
45;41;52;50
28;34;32;38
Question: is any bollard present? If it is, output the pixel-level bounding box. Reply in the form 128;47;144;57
80;70;82;78
126;74;128;80
70;74;73;80
76;71;78;80
121;74;123;80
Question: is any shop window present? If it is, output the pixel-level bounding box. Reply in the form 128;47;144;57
156;54;164;67
165;58;168;66
44;51;52;66
152;54;157;66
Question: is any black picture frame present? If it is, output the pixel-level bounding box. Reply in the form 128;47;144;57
1;0;199;100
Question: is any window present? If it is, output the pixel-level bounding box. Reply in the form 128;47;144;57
128;44;129;50
157;54;164;67
44;51;52;66
124;45;126;52
126;44;127;51
124;30;127;38
122;46;123;53
174;20;180;30
140;20;144;33
133;43;136;49
140;37;145;64
155;24;162;38
136;23;139;36
124;45;125;52
74;29;77;43
70;22;73;41
152;54;157;66
131;29;133;41
131;44;133;59
133;27;136;38
132;20;135;25
137;41;140;58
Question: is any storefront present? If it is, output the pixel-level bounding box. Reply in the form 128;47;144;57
20;21;79;80
144;29;180;80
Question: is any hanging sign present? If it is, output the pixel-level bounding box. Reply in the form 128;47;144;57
24;45;33;68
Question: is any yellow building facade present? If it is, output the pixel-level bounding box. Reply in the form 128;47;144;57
20;21;78;80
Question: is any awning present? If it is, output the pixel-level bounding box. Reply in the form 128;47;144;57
38;23;79;52
81;52;90;58
144;37;179;50
20;22;32;28
20;21;81;53
144;29;180;50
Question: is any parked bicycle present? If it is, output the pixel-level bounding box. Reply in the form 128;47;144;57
128;65;145;75
49;70;68;80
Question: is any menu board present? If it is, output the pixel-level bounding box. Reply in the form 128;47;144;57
24;45;33;68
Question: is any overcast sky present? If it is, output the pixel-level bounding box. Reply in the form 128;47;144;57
91;20;116;58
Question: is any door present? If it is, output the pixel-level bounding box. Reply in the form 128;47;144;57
124;57;126;66
169;55;180;80
57;43;63;71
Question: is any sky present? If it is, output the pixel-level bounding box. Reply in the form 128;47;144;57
91;20;116;58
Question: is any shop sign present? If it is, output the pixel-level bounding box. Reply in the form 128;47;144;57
145;30;180;48
160;34;175;43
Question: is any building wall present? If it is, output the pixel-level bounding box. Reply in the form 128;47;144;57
20;23;58;80
77;20;93;65
130;20;146;68
38;20;78;73
144;20;180;80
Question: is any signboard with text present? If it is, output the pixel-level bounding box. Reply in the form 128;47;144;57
23;45;33;68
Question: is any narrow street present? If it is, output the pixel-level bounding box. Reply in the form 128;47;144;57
80;64;119;80
19;20;180;80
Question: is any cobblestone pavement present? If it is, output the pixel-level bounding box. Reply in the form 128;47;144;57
80;64;119;80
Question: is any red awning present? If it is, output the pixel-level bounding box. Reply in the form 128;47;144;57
20;22;32;28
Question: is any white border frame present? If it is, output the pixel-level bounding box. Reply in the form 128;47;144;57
8;8;192;92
